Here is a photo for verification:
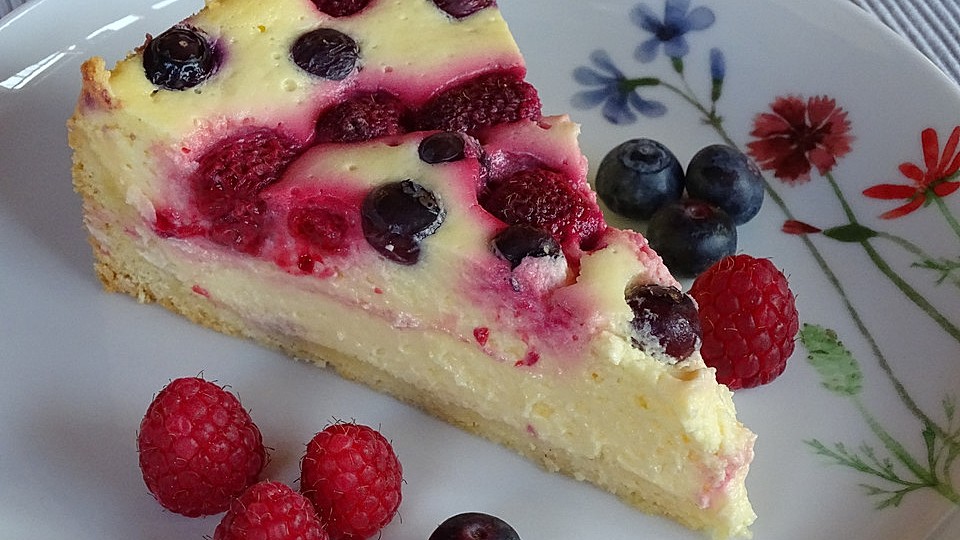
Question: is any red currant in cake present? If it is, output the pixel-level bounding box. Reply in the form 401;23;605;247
142;26;218;90
300;423;403;540
137;377;266;517
291;28;360;80
361;180;446;265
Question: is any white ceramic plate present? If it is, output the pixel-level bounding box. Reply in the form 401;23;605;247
1;0;958;538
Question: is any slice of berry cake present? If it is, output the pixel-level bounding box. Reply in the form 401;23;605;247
67;0;756;537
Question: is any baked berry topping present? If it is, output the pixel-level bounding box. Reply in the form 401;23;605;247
645;198;736;278
595;138;685;220
207;198;270;255
412;72;541;134
214;481;327;540
192;128;302;254
311;0;371;17
492;224;560;269
430;0;496;19
418;131;467;164
481;168;604;249
690;254;799;389
428;512;521;540
143;27;217;90
193;128;302;215
137;377;266;517
291;28;359;80
289;203;352;255
685;144;765;225
300;423;403;540
361;180;445;264
315;91;407;143
626;284;702;361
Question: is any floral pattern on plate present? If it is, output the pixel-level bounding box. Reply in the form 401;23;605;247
572;0;960;512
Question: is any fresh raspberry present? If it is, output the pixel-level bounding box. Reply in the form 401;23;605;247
480;168;606;249
214;481;328;540
412;71;541;134
689;254;799;389
314;91;407;144
310;0;371;17
137;377;267;517
300;423;403;540
192;128;302;253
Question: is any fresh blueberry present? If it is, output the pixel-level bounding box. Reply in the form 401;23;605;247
646;199;736;278
361;180;445;265
685;144;765;225
428;512;521;540
595;138;685;220
492;224;561;269
419;132;466;164
291;28;359;80
625;283;702;360
143;27;217;90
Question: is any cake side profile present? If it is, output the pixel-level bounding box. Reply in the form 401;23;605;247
67;0;756;537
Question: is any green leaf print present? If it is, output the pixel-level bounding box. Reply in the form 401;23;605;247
800;323;863;397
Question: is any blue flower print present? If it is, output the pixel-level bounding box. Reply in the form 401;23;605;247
631;0;716;62
572;50;667;125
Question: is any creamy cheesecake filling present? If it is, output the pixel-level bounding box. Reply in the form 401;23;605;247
68;0;756;537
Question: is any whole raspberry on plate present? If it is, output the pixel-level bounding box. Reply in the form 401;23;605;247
689;254;799;389
300;423;403;540
137;376;267;517
214;481;328;540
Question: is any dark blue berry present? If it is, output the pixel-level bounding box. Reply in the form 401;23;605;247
311;0;370;17
646;199;736;278
685;144;765;225
428;512;521;540
431;0;495;19
595;138;685;220
361;180;445;265
291;28;359;80
143;27;217;90
419;132;466;164
625;284;702;360
492;225;560;269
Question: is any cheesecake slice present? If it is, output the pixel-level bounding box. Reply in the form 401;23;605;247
67;0;756;537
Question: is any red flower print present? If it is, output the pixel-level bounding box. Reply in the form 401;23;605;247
747;95;853;183
782;220;822;235
863;126;960;219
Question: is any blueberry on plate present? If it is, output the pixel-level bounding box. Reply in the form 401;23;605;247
595;138;684;220
646;198;736;278
685;144;765;225
428;512;521;540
